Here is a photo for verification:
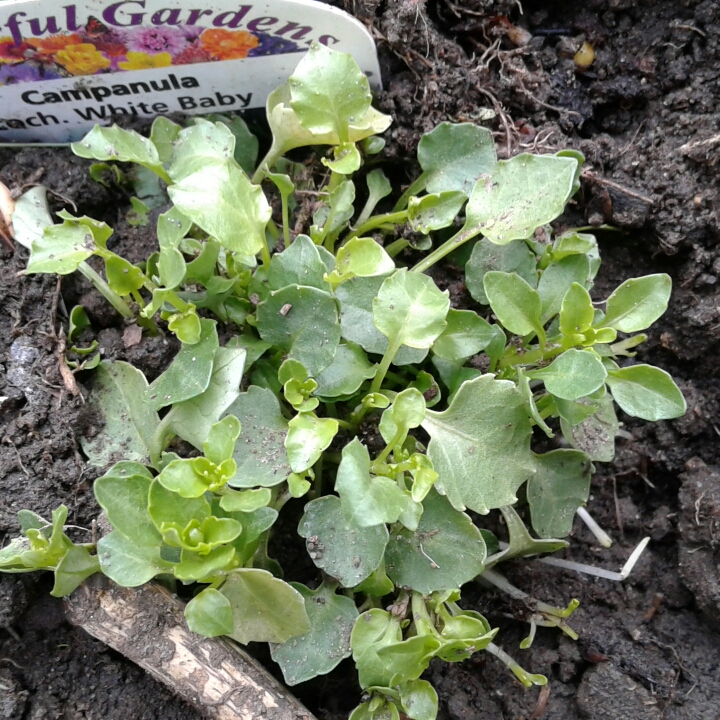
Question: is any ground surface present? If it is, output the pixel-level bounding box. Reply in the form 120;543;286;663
1;0;720;718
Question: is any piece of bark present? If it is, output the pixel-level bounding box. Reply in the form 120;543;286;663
65;575;316;720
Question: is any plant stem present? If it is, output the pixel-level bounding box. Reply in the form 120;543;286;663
392;176;426;212
371;335;403;394
350;210;408;240
385;238;409;258
411;226;480;274
576;506;613;548
78;262;134;318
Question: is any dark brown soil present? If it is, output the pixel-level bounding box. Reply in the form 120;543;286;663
2;0;720;718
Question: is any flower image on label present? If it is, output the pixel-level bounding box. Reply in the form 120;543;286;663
0;0;381;142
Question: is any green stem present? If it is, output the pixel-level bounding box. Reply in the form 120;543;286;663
78;262;133;318
392;175;426;212
385;238;410;258
260;238;272;269
372;427;404;469
370;335;403;394
411;225;480;274
280;192;291;247
350;210;408;240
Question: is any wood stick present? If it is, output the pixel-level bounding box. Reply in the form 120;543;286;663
65;575;316;720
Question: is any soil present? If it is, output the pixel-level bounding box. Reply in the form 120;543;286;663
2;0;720;719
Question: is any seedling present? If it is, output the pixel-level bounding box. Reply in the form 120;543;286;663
2;43;685;720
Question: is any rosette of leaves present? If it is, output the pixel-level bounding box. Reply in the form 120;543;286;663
4;42;687;720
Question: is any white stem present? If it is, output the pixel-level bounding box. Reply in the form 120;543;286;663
537;536;651;581
577;506;613;548
480;568;529;600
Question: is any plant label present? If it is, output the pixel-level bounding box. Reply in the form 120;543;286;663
0;0;381;142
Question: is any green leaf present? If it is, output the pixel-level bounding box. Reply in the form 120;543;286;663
606;365;686;420
408;191;466;234
268;234;332;292
81;361;159;466
257;285;341;377
51;545;100;597
422;375;534;514
357;169;392;226
552;231;597;260
103;256;145;296
26;217;110;275
335;439;407;527
174;544;236;582
432;309;495;361
400;679;439;720
149;116;181;164
529;349;607;401
350;610;402;689
323;142;362;174
205;114;259;174
560;393;618;461
168;159;271;257
226;386;291;488
148;480;210;530
417;122;497;195
465;238;538;305
145;319;218;410
600;274;672;332
483;271;542;337
68;305;91;343
384;491;486;593
72;124;164;173
298;496;389;587
538;255;591;323
559;282;594;337
157;459;208;499
528;450;592;538
11;186;53;250
94;471;160;546
353;561;395;597
285;413;339;473
335;276;428;365
516;368;553;438
316;342;377;397
270;582;358;685
220;569;310;644
464;154;578;244
97;531;172;587
373;269;450;350
376;635;442;686
167;119;236;181
185;587;234;637
326;237;396;287
168;307;202;345
166;346;247;450
289;42;372;142
219;487;271;513
156;207;191;290
204;415;241;466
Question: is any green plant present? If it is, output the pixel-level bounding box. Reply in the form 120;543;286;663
3;42;686;720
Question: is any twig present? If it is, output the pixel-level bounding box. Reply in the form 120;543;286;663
581;171;654;204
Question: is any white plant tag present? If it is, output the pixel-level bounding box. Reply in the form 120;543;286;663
0;0;381;142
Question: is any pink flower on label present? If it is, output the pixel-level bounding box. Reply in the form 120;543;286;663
125;26;189;56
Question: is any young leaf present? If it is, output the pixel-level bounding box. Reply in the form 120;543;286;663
94;471;160;546
149;116;181;165
148;479;210;531
145;319;218;410
289;42;372;142
529;349;607;401
335;276;428;365
270;582;358;685
384;491;486;594
373;269;450;349
167;119;236;181
219;487;272;513
465;238;538;305
560;393;618;462
335;438;407;527
432;309;495;361
483;271;542;337
168;159;271;257
315;342;377;398
51;545;100;597
537;255;591;323
226;386;291;488
379;388;427;445
220;569;310;644
298;496;389;587
268;234;332;292
285;413;339;473
203;415;241;466
96;531;172;587
407;191;466;234
464;154;578;244
156;207;191;290
400;679;439;720
206;114;259;174
323;142;362;174
11;186;53;250
175;545;236;582
166;345;247;450
184;587;234;638
326;237;395;286
81;361;159;466
606;365;686;420
600;274;672;332
357;169;392;226
257;284;341;377
422;375;534;514
552;231;597;260
527;450;593;538
417;122;497;195
559;282;595;337
72;124;164;175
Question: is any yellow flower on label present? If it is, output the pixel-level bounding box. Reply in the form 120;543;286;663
55;43;111;75
118;51;172;71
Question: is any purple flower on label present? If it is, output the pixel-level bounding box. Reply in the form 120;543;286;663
247;33;301;57
0;61;61;85
125;26;189;56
